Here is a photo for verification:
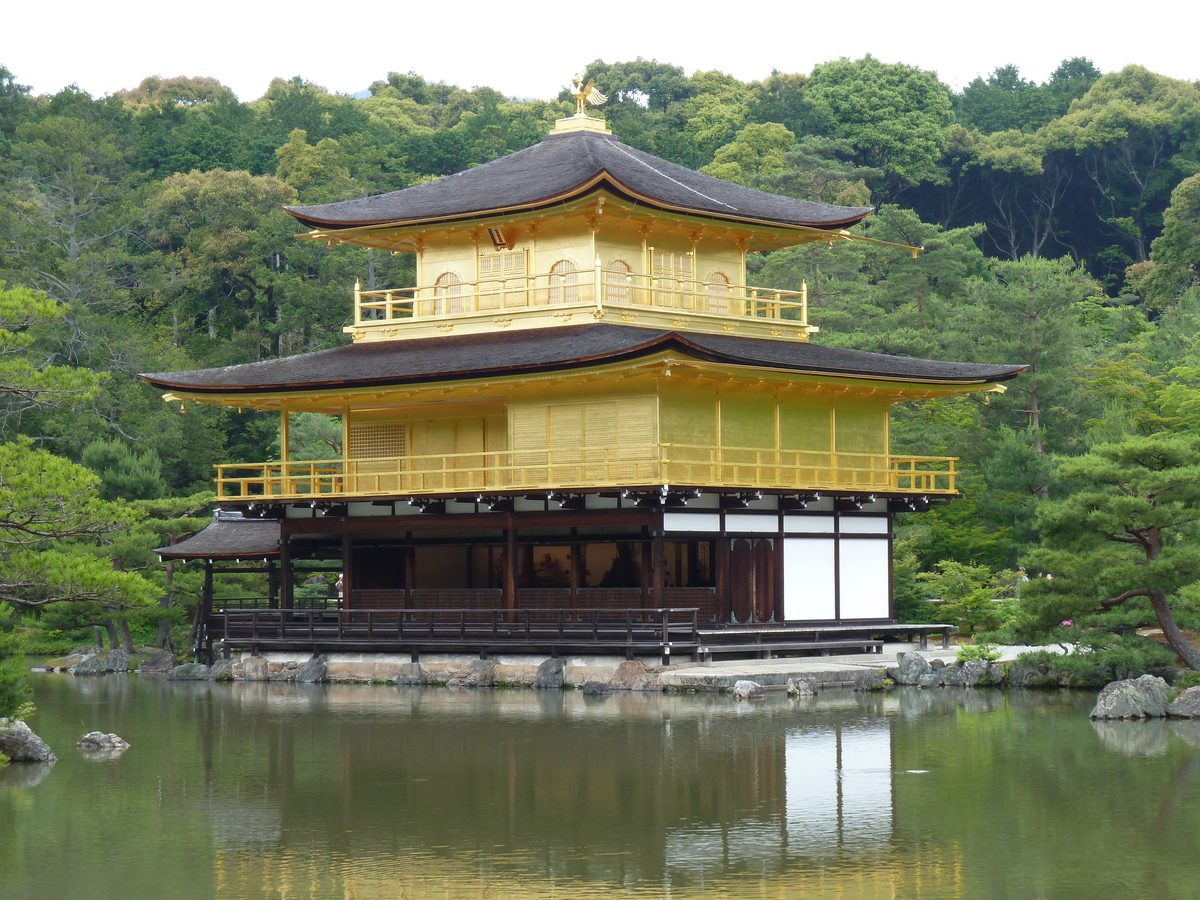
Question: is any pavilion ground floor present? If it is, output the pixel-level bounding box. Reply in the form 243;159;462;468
172;489;952;663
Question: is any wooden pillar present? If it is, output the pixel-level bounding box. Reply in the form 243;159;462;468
774;536;786;623
404;544;416;610
651;532;666;610
730;539;754;624
267;561;279;609
639;540;652;607
198;559;214;663
755;539;775;623
714;537;731;624
570;541;583;611
280;527;294;610
341;530;352;611
504;523;518;611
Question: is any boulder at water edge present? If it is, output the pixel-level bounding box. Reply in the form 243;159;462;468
138;650;177;674
732;680;765;700
786;678;815;697
1090;675;1172;718
854;669;887;692
459;660;496;687
296;657;329;684
168;663;210;681
893;652;933;685
0;719;56;763
69;649;131;676
533;657;564;689
1168;685;1200;718
76;732;130;751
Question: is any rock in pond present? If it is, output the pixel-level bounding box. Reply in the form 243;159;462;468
533;657;565;689
1168;685;1200;718
0;719;56;763
854;669;888;692
786;678;815;697
168;663;210;681
77;732;130;752
732;680;765;701
459;660;495;687
1090;674;1172;719
296;656;329;684
70;649;132;676
138;650;177;674
894;652;933;685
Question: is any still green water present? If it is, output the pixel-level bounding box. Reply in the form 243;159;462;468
3;674;1200;899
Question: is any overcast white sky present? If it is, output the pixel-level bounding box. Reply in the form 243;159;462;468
6;1;1196;103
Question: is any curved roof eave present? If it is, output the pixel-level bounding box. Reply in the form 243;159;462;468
284;130;873;234
288;172;871;235
140;326;1027;398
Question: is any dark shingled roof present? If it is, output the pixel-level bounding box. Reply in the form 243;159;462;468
286;130;872;231
156;518;280;559
142;325;1026;395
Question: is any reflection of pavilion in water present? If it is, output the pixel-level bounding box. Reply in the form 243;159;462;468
664;723;894;878
201;687;963;897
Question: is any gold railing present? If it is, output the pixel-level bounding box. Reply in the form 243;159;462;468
214;445;957;500
354;271;809;327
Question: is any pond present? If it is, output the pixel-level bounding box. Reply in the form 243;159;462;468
3;674;1200;899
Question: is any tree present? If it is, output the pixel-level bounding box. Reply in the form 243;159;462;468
1128;173;1200;309
952;256;1102;461
701;123;795;186
1026;435;1200;670
0;282;102;435
1042;66;1200;272
806;55;954;194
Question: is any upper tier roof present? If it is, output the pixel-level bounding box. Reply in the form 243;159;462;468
286;129;873;232
142;325;1026;396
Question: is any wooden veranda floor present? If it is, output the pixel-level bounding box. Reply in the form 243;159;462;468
203;606;951;664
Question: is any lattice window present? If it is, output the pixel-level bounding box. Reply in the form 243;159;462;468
348;423;407;459
652;251;694;280
706;271;730;315
604;260;632;303
479;250;527;280
548;259;579;305
433;271;463;315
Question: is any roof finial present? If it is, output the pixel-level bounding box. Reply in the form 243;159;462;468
570;75;608;116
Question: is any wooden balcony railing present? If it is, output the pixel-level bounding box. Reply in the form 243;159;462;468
214;444;957;500
354;271;810;329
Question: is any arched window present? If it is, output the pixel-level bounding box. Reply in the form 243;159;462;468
548;259;579;305
432;271;463;316
604;260;632;304
706;271;730;315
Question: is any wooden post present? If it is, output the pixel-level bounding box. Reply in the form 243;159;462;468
504;523;517;612
404;543;415;610
280;527;294;610
569;540;583;611
651;532;665;611
341;530;352;613
199;559;214;663
639;539;652;607
715;537;731;623
267;560;279;609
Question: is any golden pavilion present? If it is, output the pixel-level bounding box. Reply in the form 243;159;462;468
146;106;1024;663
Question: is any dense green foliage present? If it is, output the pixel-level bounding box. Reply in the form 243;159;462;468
0;56;1198;674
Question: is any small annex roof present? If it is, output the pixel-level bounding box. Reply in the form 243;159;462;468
285;130;872;233
155;515;280;560
142;325;1026;396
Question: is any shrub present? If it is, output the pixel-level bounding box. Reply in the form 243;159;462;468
1015;635;1176;688
957;642;1001;663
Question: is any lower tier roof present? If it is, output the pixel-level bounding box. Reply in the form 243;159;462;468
141;325;1026;396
